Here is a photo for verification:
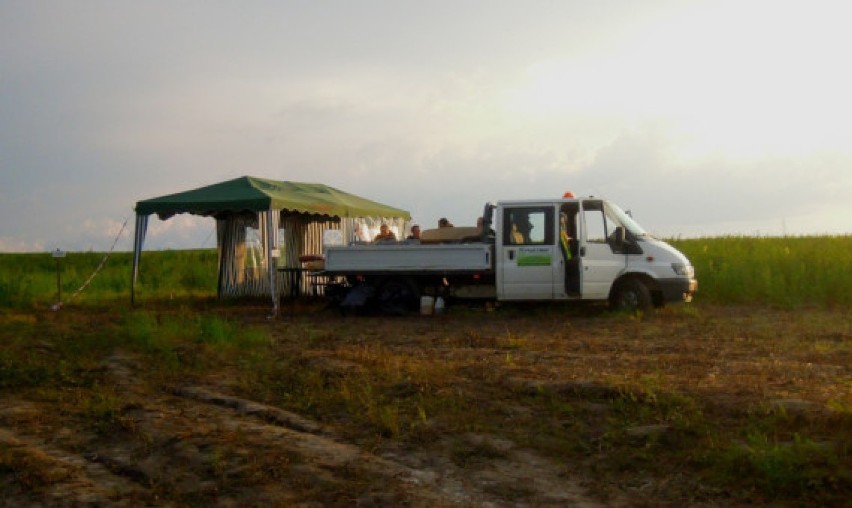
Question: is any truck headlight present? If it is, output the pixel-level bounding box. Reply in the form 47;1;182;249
671;263;694;277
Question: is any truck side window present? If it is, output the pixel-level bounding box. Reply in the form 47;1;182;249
503;207;554;245
583;201;613;243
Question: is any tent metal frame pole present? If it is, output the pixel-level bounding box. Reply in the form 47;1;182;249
266;208;278;317
131;213;147;306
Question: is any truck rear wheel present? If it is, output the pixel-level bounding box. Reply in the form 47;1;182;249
610;278;652;312
375;277;419;315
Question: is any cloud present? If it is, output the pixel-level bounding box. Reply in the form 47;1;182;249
566;123;852;236
0;237;45;253
143;215;216;250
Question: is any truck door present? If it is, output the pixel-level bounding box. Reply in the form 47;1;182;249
579;200;626;299
497;205;559;300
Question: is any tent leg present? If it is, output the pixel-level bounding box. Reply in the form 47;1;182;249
266;209;278;318
131;214;148;306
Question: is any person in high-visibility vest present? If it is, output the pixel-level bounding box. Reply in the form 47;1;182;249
561;229;572;260
560;214;573;260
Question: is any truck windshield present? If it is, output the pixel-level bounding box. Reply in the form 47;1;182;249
604;202;649;237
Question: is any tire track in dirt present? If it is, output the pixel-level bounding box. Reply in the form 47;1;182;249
168;380;608;506
95;352;449;505
170;385;607;507
0;427;143;506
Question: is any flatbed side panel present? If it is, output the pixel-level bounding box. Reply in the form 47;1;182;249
325;244;491;272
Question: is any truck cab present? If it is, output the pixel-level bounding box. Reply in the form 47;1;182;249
493;197;696;309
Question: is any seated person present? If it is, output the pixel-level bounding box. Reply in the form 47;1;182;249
438;217;454;228
510;223;525;244
406;224;421;240
373;223;397;242
477;216;496;237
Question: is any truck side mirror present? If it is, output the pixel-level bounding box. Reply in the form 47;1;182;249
612;226;629;246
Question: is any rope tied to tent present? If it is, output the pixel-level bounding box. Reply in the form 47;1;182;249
52;218;128;311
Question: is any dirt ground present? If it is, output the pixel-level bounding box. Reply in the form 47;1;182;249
1;302;849;506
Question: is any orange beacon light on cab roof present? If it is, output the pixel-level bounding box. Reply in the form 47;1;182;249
562;191;575;198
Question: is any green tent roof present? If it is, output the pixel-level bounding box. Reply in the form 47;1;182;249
135;176;410;220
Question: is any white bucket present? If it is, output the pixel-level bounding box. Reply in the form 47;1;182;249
420;296;434;315
434;296;445;314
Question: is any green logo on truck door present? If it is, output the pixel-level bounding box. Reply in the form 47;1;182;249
517;247;552;266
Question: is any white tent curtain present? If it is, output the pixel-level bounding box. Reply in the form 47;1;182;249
215;212;278;298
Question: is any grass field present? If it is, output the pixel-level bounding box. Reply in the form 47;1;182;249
2;235;849;309
0;236;849;505
673;236;851;307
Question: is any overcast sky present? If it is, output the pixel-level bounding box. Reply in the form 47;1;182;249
2;0;850;252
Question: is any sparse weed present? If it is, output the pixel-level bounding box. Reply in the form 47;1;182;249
827;397;852;414
608;386;704;437
198;314;231;345
0;444;76;492
375;402;401;438
713;432;842;500
83;389;125;435
501;327;527;349
0;348;53;389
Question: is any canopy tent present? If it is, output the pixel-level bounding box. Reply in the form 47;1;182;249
132;176;411;315
135;176;412;220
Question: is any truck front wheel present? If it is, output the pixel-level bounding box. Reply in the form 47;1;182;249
375;277;419;315
610;278;652;312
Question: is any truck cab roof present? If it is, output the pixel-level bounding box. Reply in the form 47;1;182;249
495;196;596;206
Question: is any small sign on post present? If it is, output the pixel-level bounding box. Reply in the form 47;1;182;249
52;249;65;310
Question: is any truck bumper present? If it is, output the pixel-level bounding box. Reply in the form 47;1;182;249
658;278;698;303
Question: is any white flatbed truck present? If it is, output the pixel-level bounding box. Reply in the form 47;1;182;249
321;196;697;313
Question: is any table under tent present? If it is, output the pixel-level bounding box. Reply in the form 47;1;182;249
132;176;411;315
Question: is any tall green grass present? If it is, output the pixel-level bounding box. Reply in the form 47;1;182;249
0;249;217;307
671;236;851;307
0;236;849;308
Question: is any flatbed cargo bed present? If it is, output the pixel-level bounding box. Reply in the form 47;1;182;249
324;243;492;273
